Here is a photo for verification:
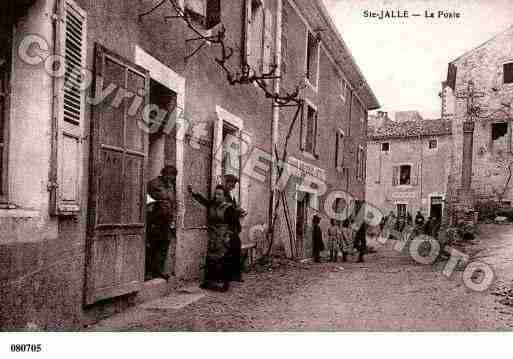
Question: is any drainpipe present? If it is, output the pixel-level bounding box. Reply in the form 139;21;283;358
269;0;282;235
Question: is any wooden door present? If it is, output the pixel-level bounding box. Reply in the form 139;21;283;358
85;44;150;305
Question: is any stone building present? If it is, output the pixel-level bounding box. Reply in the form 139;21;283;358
441;25;513;222
0;0;377;330
366;113;452;220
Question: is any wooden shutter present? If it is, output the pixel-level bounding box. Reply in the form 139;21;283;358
239;131;252;216
50;0;86;216
313;111;319;158
412;163;420;186
211;116;224;194
281;7;287;74
262;8;273;74
299;103;305;151
242;0;252;67
85;44;150;305
205;0;221;29
392;166;399;186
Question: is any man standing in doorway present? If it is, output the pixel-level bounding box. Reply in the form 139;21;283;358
147;165;177;280
222;174;247;282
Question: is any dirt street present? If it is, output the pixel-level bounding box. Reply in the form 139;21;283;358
88;224;513;331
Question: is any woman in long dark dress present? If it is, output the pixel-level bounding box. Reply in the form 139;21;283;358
312;215;324;263
188;184;242;292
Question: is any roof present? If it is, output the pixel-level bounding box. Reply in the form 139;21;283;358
449;25;513;65
292;0;380;110
368;119;452;140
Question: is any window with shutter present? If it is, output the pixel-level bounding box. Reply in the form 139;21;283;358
185;0;221;29
50;0;87;216
244;0;271;74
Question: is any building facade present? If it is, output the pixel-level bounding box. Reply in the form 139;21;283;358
366;114;452;220
442;26;513;219
0;0;377;330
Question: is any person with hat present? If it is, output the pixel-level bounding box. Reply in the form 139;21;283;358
222;174;247;282
146;165;177;280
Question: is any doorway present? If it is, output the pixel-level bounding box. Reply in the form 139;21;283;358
430;196;443;221
145;79;177;281
295;192;310;259
221;123;241;203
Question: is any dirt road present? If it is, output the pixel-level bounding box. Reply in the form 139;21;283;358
89;224;513;331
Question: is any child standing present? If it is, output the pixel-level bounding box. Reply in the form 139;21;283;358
327;219;340;262
340;219;353;262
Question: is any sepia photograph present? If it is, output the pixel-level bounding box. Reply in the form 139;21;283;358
1;0;513;355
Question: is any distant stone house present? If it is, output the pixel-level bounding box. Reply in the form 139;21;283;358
441;25;513;212
366;113;452;220
0;0;377;330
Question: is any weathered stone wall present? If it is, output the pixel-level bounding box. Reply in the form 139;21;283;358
448;26;513;207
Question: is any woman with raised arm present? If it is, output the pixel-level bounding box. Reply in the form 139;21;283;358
188;184;242;292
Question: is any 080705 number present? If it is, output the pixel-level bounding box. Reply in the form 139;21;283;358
10;344;42;352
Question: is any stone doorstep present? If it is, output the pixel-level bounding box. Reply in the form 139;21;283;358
134;276;182;304
139;285;206;311
82;276;195;328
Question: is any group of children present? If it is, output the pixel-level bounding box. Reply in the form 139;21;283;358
311;215;366;263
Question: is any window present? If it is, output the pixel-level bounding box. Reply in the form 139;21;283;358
356;145;365;182
305;30;319;86
397;203;407;218
428;139;437;149
302;104;318;156
245;0;273;74
0;18;11;201
399;165;411;185
491;122;510;153
504;62;513;84
381;142;390;152
185;0;221;29
335;129;345;169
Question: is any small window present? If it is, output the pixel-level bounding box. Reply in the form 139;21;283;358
428;139;437;149
381;142;390;152
491;122;509;152
185;0;221;29
399;165;411;185
504;62;513;84
306;30;319;85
